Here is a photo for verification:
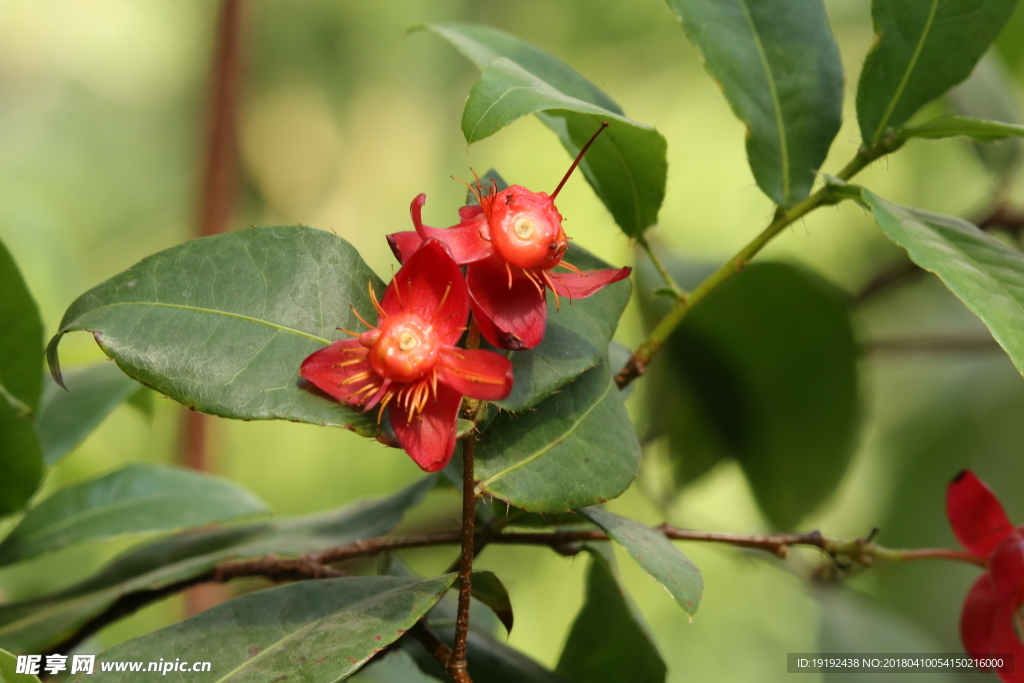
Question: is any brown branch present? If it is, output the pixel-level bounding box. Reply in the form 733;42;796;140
446;437;476;683
863;335;1002;355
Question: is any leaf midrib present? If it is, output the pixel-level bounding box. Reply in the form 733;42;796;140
66;301;330;345
738;0;790;203
476;377;613;492
872;0;941;143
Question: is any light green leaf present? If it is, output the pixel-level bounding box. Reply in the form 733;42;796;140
857;0;1017;146
68;576;454;683
424;23;666;238
862;189;1024;376
899;115;1024;142
0;238;43;413
0;647;41;683
666;0;843;206
46;226;385;437
475;362;640;513
498;244;631;412
557;552;666;683
946;54;1023;179
0;463;270;567
36;363;146;467
580;508;702;616
0;476;435;653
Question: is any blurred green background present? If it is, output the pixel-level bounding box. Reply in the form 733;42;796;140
3;0;1024;680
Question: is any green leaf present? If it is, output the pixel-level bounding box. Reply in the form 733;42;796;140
862;189;1024;376
557;552;666;683
0;648;41;683
0;239;43;413
468;571;513;635
579;507;702;616
67;576;454;683
408;626;566;683
899;115;1024;142
0;402;44;518
46;226;385;437
475;362;640;513
0;475;435;653
654;261;859;529
423;23;666;238
666;0;843;207
856;0;1017;147
36;363;146;467
946;54;1023;179
0;463;270;567
498;244;631;412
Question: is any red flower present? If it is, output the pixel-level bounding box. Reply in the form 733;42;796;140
387;125;631;350
947;470;1023;681
300;240;513;472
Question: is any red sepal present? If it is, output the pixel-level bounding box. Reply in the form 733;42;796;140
437;348;513;402
466;256;546;350
389;382;462;472
299;339;375;404
386;231;421;264
948;470;1014;557
547;266;632;300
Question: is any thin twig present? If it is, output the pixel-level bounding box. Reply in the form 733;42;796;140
863;336;1002;355
447;437;476;683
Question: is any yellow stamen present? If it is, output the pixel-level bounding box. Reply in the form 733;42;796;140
341;372;372;386
349;304;375;332
368;280;386;317
541;270;561;311
433;282;453;325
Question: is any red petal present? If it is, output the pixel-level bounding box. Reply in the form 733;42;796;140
386;231;421;264
459;205;485;222
466;256;547;350
437;348;513;401
407;194;493;265
948;470;1014;556
990;530;1024;601
983;586;1024;682
299;339;378;404
382;239;469;344
547;266;632;300
961;575;1001;663
389;382;461;472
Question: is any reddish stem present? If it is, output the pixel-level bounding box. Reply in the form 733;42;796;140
550;122;609;200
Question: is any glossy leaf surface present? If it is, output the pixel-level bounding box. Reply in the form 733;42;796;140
424;23;666;238
863;190;1024;376
0;463;269;567
580;508;702;616
475;363;640;512
68;576;454;683
666;0;843;206
46;226;385;437
857;0;1016;146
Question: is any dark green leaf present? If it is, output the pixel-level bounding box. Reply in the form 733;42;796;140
0;238;43;413
67;576;454;683
946;54;1023;179
498;244;631;412
0;647;41;683
899;116;1024;142
408;626;565;683
557;552;666;683
862;189;1024;376
46;226;385;437
36;363;146;467
0;463;270;567
0;475;435;653
654;261;859;529
423;23;666;238
475;362;640;513
666;0;843;206
857;0;1017;147
579;507;702;616
468;571;513;635
0;401;44;518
